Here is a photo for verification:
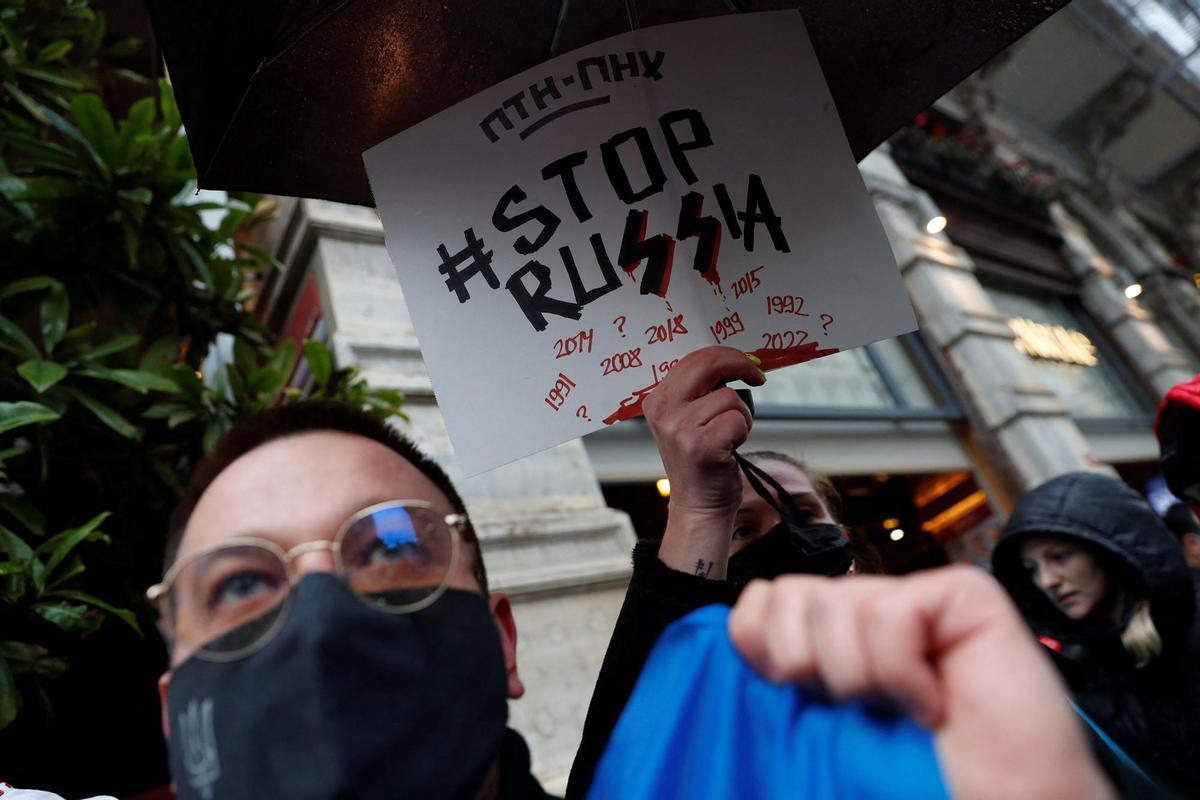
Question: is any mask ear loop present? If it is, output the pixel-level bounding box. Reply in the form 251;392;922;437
733;452;844;555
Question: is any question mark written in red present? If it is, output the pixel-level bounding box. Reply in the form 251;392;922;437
820;314;834;336
576;405;591;422
613;316;627;337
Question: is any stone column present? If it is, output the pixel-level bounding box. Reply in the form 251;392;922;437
860;150;1113;501
1064;191;1200;363
257;198;637;792
1051;203;1195;397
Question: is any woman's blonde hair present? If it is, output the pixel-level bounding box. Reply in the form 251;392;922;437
1121;599;1162;668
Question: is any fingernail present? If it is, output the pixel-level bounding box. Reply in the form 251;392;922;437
758;368;767;382
745;353;762;367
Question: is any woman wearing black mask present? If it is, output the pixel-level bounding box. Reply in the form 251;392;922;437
566;347;862;799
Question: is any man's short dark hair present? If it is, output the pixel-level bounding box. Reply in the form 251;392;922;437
165;400;488;592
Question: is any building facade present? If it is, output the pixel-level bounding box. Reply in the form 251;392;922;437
250;2;1200;788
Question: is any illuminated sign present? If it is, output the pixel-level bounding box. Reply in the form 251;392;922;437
1007;317;1098;366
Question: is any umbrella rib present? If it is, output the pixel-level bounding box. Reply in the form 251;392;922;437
265;0;357;68
548;0;573;58
198;57;266;189
200;0;359;189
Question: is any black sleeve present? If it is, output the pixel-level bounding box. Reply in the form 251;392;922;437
565;540;741;800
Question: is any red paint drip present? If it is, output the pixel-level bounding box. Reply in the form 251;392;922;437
603;342;839;425
747;341;839;371
602;383;658;426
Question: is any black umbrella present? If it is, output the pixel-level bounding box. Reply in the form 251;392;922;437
145;0;1071;207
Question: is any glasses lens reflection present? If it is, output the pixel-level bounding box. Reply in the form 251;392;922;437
342;504;454;607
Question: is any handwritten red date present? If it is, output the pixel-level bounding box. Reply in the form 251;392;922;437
553;328;594;359
650;358;679;384
760;330;810;349
731;267;763;299
709;311;745;343
646;314;688;345
543;372;577;412
767;295;809;317
601;348;644;375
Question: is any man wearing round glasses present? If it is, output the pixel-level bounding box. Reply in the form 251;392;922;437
147;401;547;800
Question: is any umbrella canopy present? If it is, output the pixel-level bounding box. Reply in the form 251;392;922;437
145;0;1072;207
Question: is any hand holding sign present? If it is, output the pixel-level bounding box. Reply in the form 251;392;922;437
645;346;764;579
365;12;915;474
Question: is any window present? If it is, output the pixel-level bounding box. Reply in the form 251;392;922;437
984;281;1151;420
755;333;962;420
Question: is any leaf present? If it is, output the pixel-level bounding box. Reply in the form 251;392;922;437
247;366;284;400
267;340;298;380
36;511;109;577
0;312;41;359
239;242;284;271
138;336;178;372
64;389;141;440
39;286;69;354
75;366;178;394
167;409;195;429
117;187;152;205
35;39;72;63
115;97;155;164
50;590;140;635
2;82;48;126
14;65;85;91
232;336;257;376
79;333;139;361
0;18;27;61
202;415;233;454
0;523;33;562
142;402;192;419
0;657;17;729
158;79;180;132
70;93;116;165
45;553;84;590
303;339;332;386
0;643;66;679
106;37;141;59
0;494;45;536
0;402;59;435
32;601;100;634
11;176;79;201
0;276;61;301
0;561;23;575
16;360;67;393
38;101;110;181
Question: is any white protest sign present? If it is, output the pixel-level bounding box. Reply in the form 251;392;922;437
365;11;915;475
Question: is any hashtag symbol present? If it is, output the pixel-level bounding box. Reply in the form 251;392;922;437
436;228;499;303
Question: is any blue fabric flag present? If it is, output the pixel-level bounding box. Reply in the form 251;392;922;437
588;605;950;800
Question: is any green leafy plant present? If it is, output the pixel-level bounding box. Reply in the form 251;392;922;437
0;0;404;733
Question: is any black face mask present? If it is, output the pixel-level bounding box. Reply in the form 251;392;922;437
728;454;853;583
166;573;508;800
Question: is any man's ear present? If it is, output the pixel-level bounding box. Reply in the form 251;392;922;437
489;592;524;700
158;671;172;737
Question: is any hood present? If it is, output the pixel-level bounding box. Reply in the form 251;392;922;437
992;472;1194;649
1156;373;1200;509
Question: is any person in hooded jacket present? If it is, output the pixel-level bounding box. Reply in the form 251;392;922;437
567;347;865;799
991;471;1200;796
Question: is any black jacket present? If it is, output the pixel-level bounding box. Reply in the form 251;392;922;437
499;728;560;800
565;541;741;800
992;472;1200;796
